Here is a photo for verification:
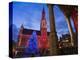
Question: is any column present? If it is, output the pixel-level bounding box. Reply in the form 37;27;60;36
65;15;74;46
47;4;58;55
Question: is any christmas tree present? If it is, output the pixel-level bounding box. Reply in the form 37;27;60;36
25;31;39;56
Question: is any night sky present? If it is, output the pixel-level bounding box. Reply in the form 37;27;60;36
12;2;75;40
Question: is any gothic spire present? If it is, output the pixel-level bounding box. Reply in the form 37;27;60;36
21;24;24;29
42;7;45;20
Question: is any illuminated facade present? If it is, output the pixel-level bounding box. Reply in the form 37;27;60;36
18;8;50;51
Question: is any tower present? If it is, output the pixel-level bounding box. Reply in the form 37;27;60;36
40;8;48;49
18;24;24;47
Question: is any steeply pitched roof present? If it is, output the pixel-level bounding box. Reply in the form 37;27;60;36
22;28;50;36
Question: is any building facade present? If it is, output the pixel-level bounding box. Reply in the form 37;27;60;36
17;8;50;54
